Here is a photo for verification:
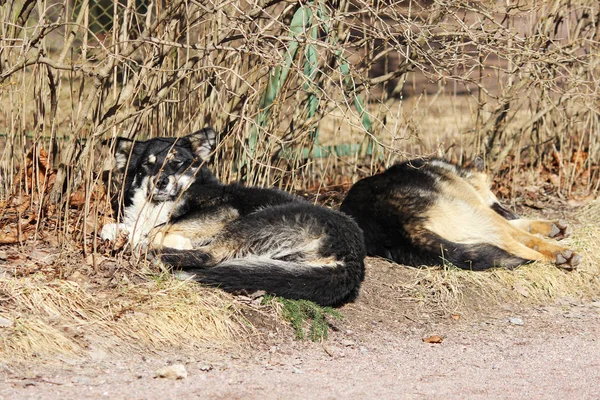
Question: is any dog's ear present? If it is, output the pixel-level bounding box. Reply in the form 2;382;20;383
186;127;216;160
103;137;135;170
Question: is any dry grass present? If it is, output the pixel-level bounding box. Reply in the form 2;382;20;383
2;0;599;195
0;267;252;362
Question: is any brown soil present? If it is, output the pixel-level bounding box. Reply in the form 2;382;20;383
2;256;600;400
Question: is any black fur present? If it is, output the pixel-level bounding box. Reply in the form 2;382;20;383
163;195;365;305
104;128;366;306
491;202;519;220
340;159;529;270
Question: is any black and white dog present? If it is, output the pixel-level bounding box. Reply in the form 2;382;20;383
101;128;366;306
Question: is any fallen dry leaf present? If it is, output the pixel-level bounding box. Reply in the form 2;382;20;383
571;150;588;174
450;313;461;321
70;181;108;209
15;147;57;198
0;223;33;245
13;196;31;214
423;335;444;344
69;190;88;208
0;230;21;245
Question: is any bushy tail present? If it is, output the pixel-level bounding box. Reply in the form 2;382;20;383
159;250;365;306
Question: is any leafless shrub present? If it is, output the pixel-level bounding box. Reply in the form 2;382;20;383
0;0;598;243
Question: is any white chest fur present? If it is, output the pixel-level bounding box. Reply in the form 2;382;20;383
100;177;182;248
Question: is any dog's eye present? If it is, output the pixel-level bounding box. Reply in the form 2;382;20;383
170;160;184;168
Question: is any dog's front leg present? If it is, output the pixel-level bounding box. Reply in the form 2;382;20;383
148;225;194;250
100;223;130;241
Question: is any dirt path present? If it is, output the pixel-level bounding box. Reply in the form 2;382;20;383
2;293;600;399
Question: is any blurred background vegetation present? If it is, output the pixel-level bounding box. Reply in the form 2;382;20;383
1;0;599;244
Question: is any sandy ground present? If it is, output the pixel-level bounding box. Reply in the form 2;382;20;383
2;284;599;399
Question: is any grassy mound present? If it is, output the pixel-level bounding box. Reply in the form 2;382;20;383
0;266;250;362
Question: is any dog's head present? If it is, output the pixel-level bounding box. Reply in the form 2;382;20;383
110;127;217;202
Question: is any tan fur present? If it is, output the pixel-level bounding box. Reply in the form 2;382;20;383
306;256;340;267
424;173;577;266
149;207;239;248
508;219;560;237
152;232;193;250
156;217;338;269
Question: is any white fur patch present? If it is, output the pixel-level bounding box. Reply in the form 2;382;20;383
173;270;197;281
115;153;129;170
120;176;183;248
100;223;129;241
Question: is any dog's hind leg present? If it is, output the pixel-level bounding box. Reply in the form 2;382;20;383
424;198;581;269
148;206;240;250
508;219;571;240
499;224;580;268
404;230;538;270
158;235;235;268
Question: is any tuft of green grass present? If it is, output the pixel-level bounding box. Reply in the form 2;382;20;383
263;295;343;341
280;298;343;342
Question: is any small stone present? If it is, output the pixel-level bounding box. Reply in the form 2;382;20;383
0;251;7;261
513;284;529;298
508;317;524;326
292;368;302;374
155;364;187;380
0;317;13;328
341;339;355;347
359;346;368;354
71;376;93;385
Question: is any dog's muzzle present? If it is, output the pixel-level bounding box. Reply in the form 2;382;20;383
149;176;180;201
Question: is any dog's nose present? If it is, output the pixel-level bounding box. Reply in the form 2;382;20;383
156;176;169;190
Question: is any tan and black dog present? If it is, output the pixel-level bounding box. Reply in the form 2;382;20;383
101;128;366;306
340;159;581;270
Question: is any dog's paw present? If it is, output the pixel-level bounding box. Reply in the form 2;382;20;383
100;223;129;242
548;220;571;240
554;249;581;270
150;232;193;250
